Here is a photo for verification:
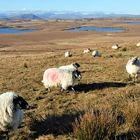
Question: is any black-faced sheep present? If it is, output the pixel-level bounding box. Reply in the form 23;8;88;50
112;44;120;50
92;50;101;57
42;68;82;92
65;51;72;57
0;91;29;140
83;48;91;53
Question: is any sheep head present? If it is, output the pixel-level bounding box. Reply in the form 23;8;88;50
13;96;29;110
72;70;82;80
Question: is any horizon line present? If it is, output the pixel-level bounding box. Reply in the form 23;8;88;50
0;10;140;16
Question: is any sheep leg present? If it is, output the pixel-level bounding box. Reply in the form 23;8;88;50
71;87;75;92
61;88;69;93
134;74;138;83
47;87;51;92
61;84;68;92
61;88;64;92
5;131;9;140
128;74;132;80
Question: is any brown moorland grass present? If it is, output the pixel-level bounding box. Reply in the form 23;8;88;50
0;18;140;140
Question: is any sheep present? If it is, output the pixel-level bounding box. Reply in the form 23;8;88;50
112;44;120;50
59;62;80;71
83;48;91;53
92;50;101;57
0;91;29;140
65;51;72;57
42;68;82;92
136;43;140;47
126;56;140;82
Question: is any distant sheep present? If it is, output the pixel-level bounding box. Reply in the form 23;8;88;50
136;43;140;47
112;44;120;50
83;48;91;53
59;63;80;71
42;68;82;91
65;51;72;57
126;56;140;82
0;91;29;140
92;50;101;57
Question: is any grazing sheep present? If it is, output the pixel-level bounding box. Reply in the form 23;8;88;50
83;48;91;53
42;68;82;91
126;56;140;82
0;91;29;140
136;43;140;47
59;63;80;71
92;50;101;57
65;51;72;57
112;44;120;50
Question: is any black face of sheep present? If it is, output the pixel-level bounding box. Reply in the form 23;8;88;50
73;63;80;68
73;70;82;80
132;57;138;65
13;96;29;110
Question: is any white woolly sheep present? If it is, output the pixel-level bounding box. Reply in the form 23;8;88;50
65;51;72;57
0;91;29;140
136;43;140;47
112;44;120;50
83;48;91;53
59;63;80;71
126;56;140;82
42;68;82;91
92;50;101;57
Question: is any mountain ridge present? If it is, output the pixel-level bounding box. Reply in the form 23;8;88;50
0;11;140;20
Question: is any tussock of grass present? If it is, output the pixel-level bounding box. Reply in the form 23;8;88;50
72;95;140;140
73;108;117;140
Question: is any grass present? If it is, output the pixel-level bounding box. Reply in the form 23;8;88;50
0;20;140;139
72;96;140;140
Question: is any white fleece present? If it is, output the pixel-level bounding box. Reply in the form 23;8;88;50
42;68;76;90
0;92;23;132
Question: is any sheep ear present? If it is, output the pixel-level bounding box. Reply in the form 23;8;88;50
73;63;80;68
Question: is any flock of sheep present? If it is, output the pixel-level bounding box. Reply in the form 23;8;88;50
65;44;120;58
0;43;140;139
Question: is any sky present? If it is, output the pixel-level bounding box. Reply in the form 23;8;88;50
0;0;140;15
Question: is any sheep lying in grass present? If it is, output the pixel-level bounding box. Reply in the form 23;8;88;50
126;56;140;82
42;68;82;92
0;91;29;140
136;43;140;47
59;63;80;71
112;44;120;50
83;48;91;53
92;50;101;57
65;51;72;57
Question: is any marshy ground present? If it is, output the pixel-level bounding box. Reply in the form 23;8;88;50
0;18;140;140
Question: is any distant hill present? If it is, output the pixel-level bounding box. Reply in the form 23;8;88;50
0;11;140;20
0;13;9;20
10;13;42;20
